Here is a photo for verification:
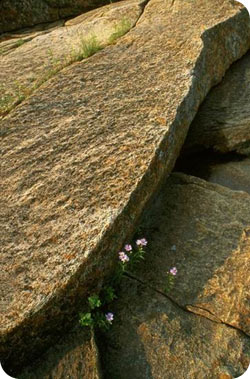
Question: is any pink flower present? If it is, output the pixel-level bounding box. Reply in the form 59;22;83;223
136;238;147;246
119;251;129;263
124;244;132;252
105;312;114;324
169;267;177;276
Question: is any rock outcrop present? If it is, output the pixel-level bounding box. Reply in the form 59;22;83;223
100;173;250;378
0;0;119;34
1;0;250;375
184;50;250;155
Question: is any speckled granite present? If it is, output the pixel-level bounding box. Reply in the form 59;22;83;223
100;277;250;378
0;0;146;117
1;0;250;374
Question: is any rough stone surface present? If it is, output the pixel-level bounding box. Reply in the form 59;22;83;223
0;0;145;117
207;157;250;193
1;0;250;373
100;277;250;379
184;50;250;155
132;173;250;336
19;328;101;379
0;0;121;34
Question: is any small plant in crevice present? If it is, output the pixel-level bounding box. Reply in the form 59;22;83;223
14;39;25;48
164;266;177;294
79;238;148;331
108;18;131;44
71;35;102;62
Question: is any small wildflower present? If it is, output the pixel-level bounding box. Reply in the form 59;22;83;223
171;245;176;251
169;267;177;276
119;251;129;263
124;244;132;252
105;312;114;324
136;238;147;246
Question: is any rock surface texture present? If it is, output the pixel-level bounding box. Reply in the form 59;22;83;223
101;278;250;379
0;0;145;117
101;173;250;378
133;173;250;335
207;157;250;193
0;0;119;33
184;50;250;155
1;0;250;375
19;328;101;379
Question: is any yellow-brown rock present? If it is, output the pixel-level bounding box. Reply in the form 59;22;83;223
0;0;145;117
100;277;250;378
1;0;250;374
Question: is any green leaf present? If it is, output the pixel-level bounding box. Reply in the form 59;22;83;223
79;312;93;327
88;294;101;310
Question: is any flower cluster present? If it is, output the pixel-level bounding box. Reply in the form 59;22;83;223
118;238;148;270
80;237;151;331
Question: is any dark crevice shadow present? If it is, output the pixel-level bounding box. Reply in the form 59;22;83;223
174;148;246;181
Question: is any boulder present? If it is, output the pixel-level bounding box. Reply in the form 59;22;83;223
1;0;250;374
132;173;250;336
184;51;250;155
100;277;250;378
0;0;121;34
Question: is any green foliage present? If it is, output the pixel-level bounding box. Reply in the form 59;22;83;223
88;294;101;310
101;286;117;304
164;273;175;293
79;312;93;327
14;39;25;48
79;239;150;331
71;36;102;62
109;18;131;44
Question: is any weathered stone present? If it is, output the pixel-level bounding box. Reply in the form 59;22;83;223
184;51;250;155
0;0;145;117
132;173;250;336
0;0;121;34
1;0;250;373
207;157;250;193
100;277;250;379
20;327;101;379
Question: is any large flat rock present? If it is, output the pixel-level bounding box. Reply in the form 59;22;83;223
1;0;250;372
0;0;145;117
132;173;250;335
184;50;250;155
100;277;250;378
